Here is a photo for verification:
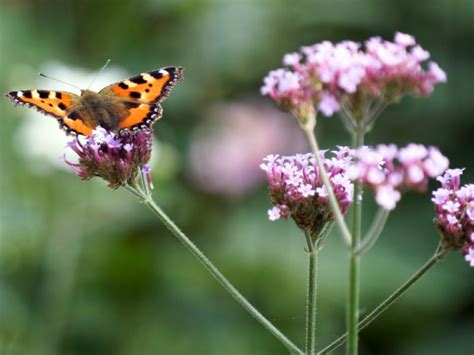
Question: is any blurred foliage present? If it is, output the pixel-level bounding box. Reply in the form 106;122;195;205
0;0;473;354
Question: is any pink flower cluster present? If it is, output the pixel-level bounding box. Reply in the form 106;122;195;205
349;144;449;210
432;169;474;266
65;127;152;189
260;147;354;236
261;32;446;119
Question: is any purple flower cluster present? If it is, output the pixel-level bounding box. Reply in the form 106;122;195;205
261;32;446;121
432;169;474;266
349;144;449;210
64;127;152;189
260;147;354;236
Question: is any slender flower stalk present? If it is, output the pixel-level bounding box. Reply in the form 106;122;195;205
355;208;390;255
303;127;353;246
127;175;304;355
304;230;318;355
303;220;335;355
317;244;447;354
347;130;364;355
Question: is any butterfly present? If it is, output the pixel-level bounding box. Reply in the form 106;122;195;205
5;66;184;136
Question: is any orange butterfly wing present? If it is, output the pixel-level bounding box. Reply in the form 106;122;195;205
5;90;93;136
100;66;184;104
117;102;163;131
6;90;75;118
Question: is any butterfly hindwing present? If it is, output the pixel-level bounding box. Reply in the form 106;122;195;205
60;116;94;136
118;102;163;131
5;90;77;119
101;67;183;104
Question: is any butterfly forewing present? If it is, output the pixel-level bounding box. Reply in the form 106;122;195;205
5;90;95;136
100;67;183;104
6;90;77;118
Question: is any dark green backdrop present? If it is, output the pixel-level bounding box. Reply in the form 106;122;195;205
0;1;473;354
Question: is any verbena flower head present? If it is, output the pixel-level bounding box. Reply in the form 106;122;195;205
64;127;152;189
432;169;474;266
260;147;354;236
350;144;449;210
261;32;446;129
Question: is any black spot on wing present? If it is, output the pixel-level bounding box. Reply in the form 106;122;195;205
58;103;67;111
56;92;62;99
150;70;163;79
118;82;129;90
129;91;141;99
23;91;32;99
129;75;147;84
38;90;49;99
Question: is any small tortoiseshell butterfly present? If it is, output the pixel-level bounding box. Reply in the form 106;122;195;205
5;66;184;136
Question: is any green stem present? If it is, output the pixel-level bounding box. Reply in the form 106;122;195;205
303;128;352;247
140;169;151;197
315;222;335;252
123;184;143;199
347;130;364;355
355;208;390;256
364;100;387;133
317;245;447;354
304;230;318;355
127;186;303;355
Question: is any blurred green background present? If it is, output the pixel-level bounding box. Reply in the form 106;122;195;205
0;1;473;354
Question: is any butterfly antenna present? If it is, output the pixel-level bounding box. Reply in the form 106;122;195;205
39;72;82;91
87;59;111;90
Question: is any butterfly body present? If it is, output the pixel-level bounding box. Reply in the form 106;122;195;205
70;89;127;132
5;66;183;136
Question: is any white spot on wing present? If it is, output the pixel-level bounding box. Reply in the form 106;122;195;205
31;90;40;99
142;73;154;82
159;69;169;76
17;91;24;97
124;80;137;88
